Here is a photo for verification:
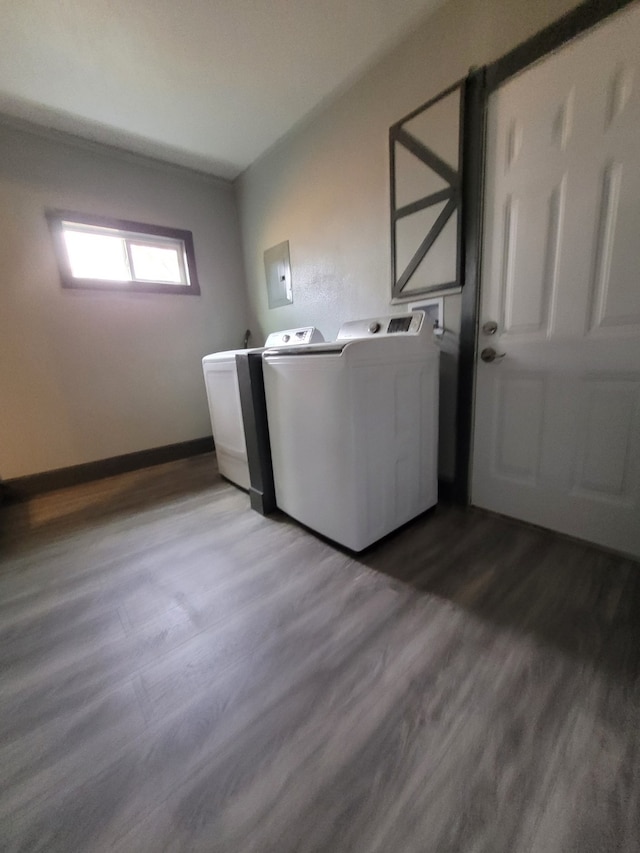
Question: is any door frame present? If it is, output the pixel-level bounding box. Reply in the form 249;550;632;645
454;0;639;504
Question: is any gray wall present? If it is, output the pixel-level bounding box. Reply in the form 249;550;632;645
236;0;582;482
0;123;247;479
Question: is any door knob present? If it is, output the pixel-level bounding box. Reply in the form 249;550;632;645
482;320;498;335
480;347;506;363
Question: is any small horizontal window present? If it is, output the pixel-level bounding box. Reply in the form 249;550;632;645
46;211;200;295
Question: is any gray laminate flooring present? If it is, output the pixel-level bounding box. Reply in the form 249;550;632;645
0;453;638;852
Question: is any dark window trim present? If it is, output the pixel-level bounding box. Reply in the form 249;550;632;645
454;0;634;504
46;209;201;295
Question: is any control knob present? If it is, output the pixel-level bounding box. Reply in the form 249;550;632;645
368;321;381;334
282;334;290;342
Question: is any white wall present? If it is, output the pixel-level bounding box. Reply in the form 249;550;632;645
237;0;582;481
0;123;247;479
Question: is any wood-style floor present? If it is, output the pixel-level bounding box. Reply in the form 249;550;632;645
0;453;638;852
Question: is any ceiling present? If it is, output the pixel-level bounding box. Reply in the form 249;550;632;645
0;0;445;180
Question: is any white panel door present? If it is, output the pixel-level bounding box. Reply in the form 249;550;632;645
472;3;640;558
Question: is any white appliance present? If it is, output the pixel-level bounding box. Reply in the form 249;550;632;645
202;327;324;489
262;311;439;551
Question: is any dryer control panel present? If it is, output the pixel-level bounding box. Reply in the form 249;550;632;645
264;327;324;347
336;311;426;340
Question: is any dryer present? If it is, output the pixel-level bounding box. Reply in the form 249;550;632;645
202;326;323;489
262;311;439;551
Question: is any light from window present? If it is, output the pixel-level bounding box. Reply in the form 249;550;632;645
64;230;130;282
129;243;182;284
47;211;200;295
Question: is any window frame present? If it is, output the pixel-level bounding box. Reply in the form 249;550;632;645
46;210;201;295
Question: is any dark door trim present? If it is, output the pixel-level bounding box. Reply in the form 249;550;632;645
455;67;487;504
486;0;637;93
454;0;638;503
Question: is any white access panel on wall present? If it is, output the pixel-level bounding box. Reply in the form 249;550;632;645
472;3;640;558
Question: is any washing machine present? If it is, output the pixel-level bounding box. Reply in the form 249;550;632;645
262;311;439;551
202;327;323;489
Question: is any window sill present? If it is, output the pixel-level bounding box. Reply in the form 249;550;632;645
60;277;201;295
